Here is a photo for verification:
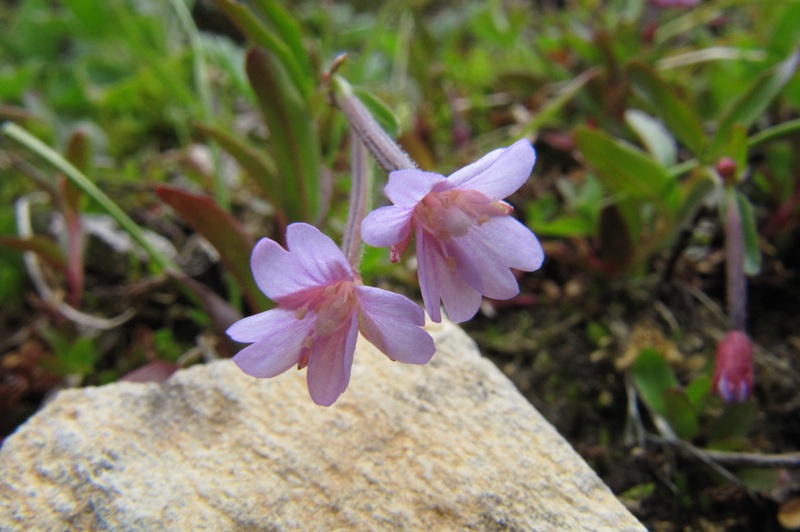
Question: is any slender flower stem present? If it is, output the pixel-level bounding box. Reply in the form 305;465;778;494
331;75;416;173
341;130;371;268
724;188;747;331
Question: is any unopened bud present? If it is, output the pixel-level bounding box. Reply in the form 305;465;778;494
712;330;753;403
715;157;738;184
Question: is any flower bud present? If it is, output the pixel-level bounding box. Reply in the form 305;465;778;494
715;157;738;184
712;330;754;403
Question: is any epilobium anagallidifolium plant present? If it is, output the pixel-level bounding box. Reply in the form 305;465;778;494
227;74;544;406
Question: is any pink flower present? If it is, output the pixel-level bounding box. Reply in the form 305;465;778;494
227;223;435;406
712;330;754;403
361;140;544;323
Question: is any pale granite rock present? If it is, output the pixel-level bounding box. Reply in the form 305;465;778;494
0;319;643;531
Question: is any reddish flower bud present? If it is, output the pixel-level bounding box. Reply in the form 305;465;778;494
712;330;754;403
715;157;738;183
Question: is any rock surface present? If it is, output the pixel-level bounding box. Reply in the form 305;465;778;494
0;319;643;531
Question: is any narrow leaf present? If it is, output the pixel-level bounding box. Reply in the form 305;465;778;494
1;122;177;273
214;0;311;100
529;216;594;238
708;399;758;444
685;375;711;411
662;389;700;440
352;87;402;138
625;109;677;167
156;185;269;312
250;0;313;88
194;122;282;220
710;48;800;156
674;166;717;230
575;126;675;213
736;191;761;275
628;62;707;155
521;69;598;135
632;348;679;418
0;235;67;272
246;46;320;222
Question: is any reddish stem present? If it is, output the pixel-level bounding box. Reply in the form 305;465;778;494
724;189;746;331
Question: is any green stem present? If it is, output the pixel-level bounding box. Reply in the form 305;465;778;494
748;118;800;149
2;122;179;273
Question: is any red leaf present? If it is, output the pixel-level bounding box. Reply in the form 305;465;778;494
156;185;270;312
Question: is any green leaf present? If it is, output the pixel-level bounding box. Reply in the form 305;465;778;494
725;125;748;180
156;185;270;312
574;126;676;214
632;348;678;418
62;337;97;376
521;69;597;135
1;122;178;273
250;0;313;89
709;48;800;156
194;122;282;219
214;0;312;101
529;216;594;238
628;62;707;155
625;109;677;167
674;166;717;230
245;46;321;222
748;118;800;149
662;389;699;440
708;399;758;445
685;375;711;410
352;87;402;138
736;191;761;275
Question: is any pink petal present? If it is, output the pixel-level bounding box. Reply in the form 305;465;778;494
470;216;544;272
286;223;354;287
384;169;444;207
440;148;505;189
306;315;359;406
228;307;293;343
416;225;443;323
417;227;482;323
251;224;354;305
229;309;314;378
438;260;483;323
446;140;535;200
250;238;311;302
446;237;519;300
442;217;542;301
356;286;435;364
361;205;415;247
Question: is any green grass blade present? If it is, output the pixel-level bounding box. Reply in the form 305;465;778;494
2;122;178;273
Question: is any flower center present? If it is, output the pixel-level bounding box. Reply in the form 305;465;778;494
414;189;512;240
314;282;358;336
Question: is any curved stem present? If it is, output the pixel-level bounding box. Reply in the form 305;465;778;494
342;130;371;268
331;75;416;173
